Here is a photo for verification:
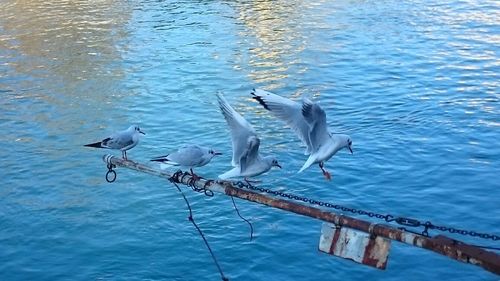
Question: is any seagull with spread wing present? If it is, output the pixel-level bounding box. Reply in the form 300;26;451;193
84;125;145;160
251;89;352;180
216;93;281;183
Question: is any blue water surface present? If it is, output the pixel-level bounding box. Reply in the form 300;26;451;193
1;0;499;280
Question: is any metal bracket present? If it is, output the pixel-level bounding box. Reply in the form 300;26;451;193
319;223;391;269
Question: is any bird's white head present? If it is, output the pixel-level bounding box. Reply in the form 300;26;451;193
129;125;146;135
338;134;353;154
208;148;222;159
265;156;282;169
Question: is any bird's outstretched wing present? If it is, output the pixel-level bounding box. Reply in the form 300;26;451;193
301;98;330;153
217;93;257;166
251;89;312;154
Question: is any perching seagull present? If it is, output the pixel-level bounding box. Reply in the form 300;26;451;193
251;89;352;180
216;93;281;183
150;144;221;179
84;125;145;160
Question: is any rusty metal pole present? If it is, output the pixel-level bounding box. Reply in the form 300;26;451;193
102;155;500;275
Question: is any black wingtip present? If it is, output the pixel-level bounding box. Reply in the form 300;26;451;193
150;155;170;162
84;141;102;148
251;90;270;111
216;93;228;112
301;101;313;118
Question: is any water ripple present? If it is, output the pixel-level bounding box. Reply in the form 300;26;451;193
1;0;499;280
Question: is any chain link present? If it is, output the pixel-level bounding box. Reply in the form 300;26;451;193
232;180;500;242
426;223;499;241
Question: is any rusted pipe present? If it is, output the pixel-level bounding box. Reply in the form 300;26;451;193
102;155;500;275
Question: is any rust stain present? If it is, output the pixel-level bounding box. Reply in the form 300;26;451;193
329;227;342;254
361;236;388;269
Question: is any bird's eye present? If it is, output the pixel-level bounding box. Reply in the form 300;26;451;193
209;150;214;154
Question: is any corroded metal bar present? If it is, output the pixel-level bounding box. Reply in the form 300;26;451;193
102;155;500;275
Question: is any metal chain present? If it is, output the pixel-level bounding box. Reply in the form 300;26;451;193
232;181;500;242
102;162;498;242
426;222;499;241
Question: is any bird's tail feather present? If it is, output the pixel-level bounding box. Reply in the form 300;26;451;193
150;155;170;162
84;141;103;148
150;156;181;170
298;154;317;173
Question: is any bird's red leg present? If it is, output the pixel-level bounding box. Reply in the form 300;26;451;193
190;168;201;181
319;162;331;181
122;150;127;160
244;177;261;186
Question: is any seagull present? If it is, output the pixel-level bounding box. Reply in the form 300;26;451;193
251;88;352;180
216;93;281;183
150;144;222;180
84;125;145;160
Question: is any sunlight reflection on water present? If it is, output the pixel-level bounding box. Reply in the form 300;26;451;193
1;0;499;280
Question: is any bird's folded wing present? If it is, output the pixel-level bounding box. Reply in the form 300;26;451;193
104;133;134;149
239;136;260;173
170;146;205;166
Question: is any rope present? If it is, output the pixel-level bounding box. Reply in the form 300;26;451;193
171;170;254;241
230;196;254;241
168;177;229;281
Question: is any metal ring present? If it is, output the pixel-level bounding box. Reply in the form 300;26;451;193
106;169;117;183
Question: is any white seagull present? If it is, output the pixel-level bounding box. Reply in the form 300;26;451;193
251;89;352;180
216;93;281;182
150;144;222;179
84;125;145;160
